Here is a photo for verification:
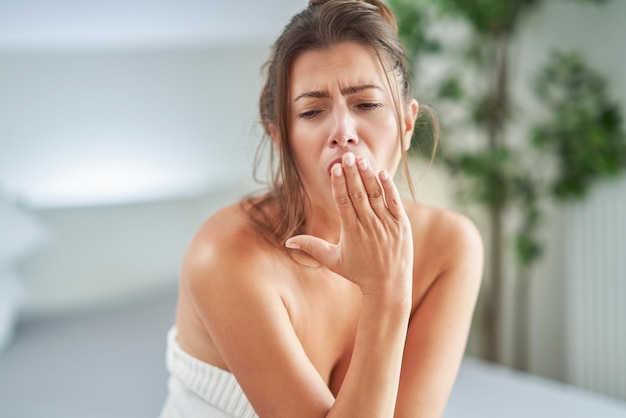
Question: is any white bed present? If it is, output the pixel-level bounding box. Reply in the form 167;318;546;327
1;284;625;418
446;356;626;417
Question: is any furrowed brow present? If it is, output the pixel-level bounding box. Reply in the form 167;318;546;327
293;84;383;102
294;90;329;102
341;84;383;95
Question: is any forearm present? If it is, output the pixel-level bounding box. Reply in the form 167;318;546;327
328;294;411;418
393;216;483;417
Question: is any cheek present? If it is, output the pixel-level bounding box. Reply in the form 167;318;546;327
370;116;401;151
289;123;325;159
288;133;318;179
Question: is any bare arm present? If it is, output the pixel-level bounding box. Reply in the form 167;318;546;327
394;213;484;417
286;152;414;416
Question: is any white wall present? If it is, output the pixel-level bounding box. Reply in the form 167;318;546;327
1;43;271;314
20;185;250;315
0;44;269;207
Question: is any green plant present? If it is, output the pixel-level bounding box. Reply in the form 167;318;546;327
532;52;626;199
390;0;626;367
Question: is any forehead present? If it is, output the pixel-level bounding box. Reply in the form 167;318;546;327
289;42;389;97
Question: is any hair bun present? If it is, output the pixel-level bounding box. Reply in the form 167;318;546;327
308;0;397;32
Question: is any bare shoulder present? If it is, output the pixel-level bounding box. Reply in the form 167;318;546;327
181;200;278;298
403;200;484;276
186;200;263;258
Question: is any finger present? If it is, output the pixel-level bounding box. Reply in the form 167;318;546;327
285;235;337;268
331;162;357;227
356;157;387;218
341;152;370;220
379;170;408;221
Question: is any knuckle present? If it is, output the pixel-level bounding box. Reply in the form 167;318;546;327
367;188;382;199
335;193;352;207
351;189;366;202
387;196;401;207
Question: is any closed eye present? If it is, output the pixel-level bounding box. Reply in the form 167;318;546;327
298;109;323;119
357;103;382;111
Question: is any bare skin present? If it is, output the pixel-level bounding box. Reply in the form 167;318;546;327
174;42;483;417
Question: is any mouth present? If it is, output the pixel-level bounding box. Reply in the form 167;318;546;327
327;158;343;175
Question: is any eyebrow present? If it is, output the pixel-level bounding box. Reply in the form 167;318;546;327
293;84;383;102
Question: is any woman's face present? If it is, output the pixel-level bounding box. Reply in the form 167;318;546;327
285;41;417;212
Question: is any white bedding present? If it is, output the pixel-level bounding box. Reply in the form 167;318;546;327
445;357;626;417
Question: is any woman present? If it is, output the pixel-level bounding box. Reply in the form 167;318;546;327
160;1;483;417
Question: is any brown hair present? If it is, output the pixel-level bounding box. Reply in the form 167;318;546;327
248;0;436;246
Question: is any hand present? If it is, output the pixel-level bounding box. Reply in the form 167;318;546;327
286;152;413;300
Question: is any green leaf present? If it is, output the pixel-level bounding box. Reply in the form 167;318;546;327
432;0;541;35
388;0;441;72
444;147;514;207
438;76;465;100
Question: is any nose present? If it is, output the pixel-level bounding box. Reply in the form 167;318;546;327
327;107;359;148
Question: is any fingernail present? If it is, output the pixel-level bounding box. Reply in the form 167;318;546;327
358;158;368;171
333;163;343;177
380;170;389;181
344;152;355;167
285;240;300;249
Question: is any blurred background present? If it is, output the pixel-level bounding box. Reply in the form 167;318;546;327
0;0;625;417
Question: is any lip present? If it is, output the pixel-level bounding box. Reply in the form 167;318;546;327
327;158;343;175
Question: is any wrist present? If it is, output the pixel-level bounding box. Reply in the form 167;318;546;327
361;273;412;305
361;285;412;318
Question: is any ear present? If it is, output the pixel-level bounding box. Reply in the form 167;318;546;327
269;123;281;151
402;99;419;151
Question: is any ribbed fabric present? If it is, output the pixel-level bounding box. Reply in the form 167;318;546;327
162;327;258;418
